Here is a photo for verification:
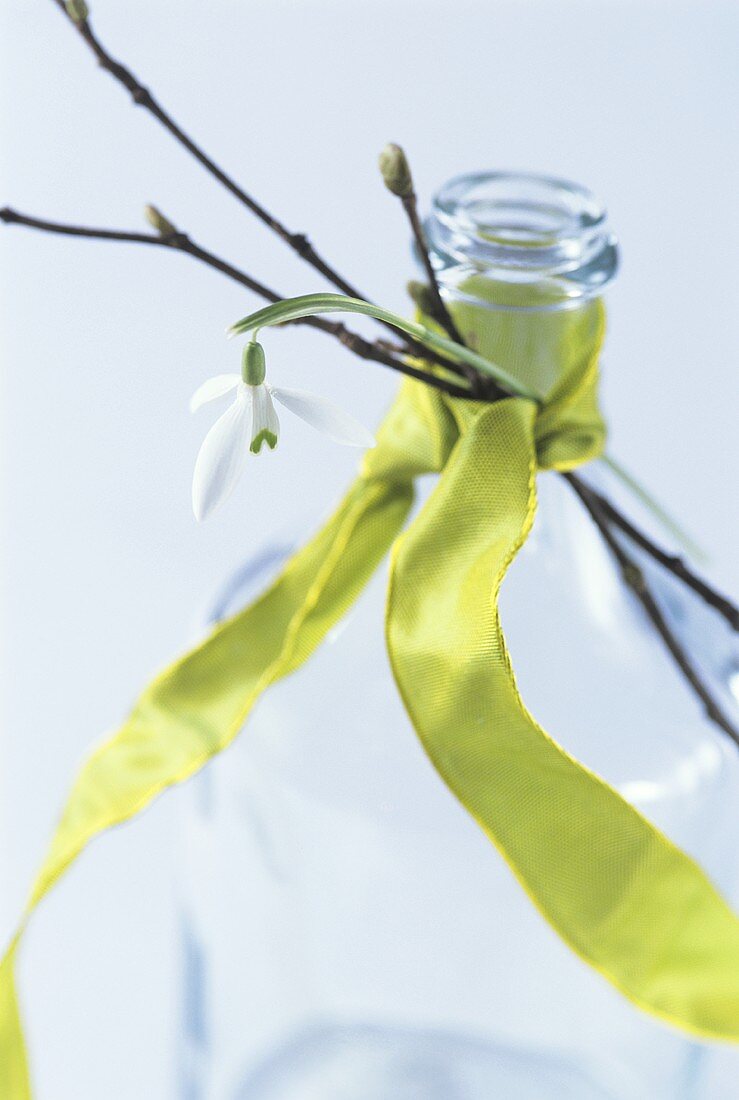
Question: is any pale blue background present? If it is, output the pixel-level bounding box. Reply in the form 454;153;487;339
1;0;738;1096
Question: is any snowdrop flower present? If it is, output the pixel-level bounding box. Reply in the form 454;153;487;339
190;340;375;521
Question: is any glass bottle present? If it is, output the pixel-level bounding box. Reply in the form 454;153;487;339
177;173;739;1100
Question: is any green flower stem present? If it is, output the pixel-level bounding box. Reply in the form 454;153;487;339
229;294;543;403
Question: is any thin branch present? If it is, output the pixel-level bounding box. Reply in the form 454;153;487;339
401;191;501;400
47;1;469;379
401;192;462;344
377;143;500;400
0;205;473;400
565;474;739;748
49;0;367;300
569;473;739;631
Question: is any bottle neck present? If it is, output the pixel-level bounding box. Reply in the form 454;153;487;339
425;172;618;397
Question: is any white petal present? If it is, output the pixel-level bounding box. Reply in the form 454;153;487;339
270;387;375;448
249;384;280;453
192;389;252;521
190;373;241;413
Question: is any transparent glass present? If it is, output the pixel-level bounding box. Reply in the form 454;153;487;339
177;173;739;1100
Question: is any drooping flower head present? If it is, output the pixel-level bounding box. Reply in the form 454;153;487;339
191;340;375;521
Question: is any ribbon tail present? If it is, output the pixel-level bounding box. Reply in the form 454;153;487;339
0;946;30;1100
0;473;413;1096
386;397;739;1041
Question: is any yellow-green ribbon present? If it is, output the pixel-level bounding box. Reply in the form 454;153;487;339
386;397;739;1042
3;303;739;1096
0;474;415;1097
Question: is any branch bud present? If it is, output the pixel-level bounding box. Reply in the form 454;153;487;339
144;204;177;238
378;143;414;198
65;0;90;24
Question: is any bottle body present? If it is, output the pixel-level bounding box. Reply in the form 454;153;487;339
177;174;739;1099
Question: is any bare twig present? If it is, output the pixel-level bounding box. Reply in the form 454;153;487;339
0;205;473;399
377;144;460;341
401;192;500;400
402;194;462;344
378;144;504;403
49;0;366;299
565;473;739;747
569;473;739;631
47;1;473;379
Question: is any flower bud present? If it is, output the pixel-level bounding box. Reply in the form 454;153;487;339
242;340;266;386
144;204;177;238
378;143;414;198
65;0;89;23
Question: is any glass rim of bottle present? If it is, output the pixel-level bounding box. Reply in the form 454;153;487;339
426;170;619;310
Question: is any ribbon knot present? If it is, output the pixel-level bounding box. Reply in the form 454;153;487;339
532;340;606;472
361;296;607;489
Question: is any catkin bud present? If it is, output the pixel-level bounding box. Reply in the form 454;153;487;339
378;143;414;198
144;204;177;238
65;0;89;23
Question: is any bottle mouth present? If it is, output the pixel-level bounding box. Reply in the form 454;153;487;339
426;171;618;306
